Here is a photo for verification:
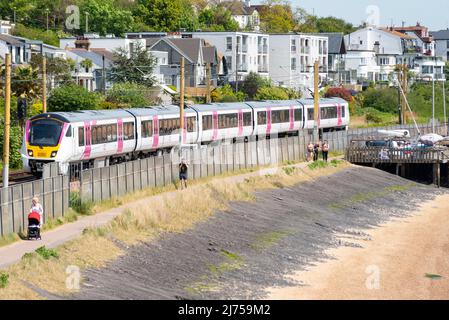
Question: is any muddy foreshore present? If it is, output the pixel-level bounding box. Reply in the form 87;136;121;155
70;166;447;300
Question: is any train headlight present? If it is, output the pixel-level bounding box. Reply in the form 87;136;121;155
27;150;33;157
51;151;58;158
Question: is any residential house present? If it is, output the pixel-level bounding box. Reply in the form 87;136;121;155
344;26;403;83
223;0;260;31
0;34;27;64
60;34;146;58
269;33;328;94
412;56;445;81
430;29;449;61
0;20;14;35
65;38;115;92
389;23;435;56
146;36;220;89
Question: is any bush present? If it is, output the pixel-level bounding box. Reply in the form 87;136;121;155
254;87;289;101
0;126;23;169
362;87;398;113
241;72;272;100
48;84;104;112
69;192;93;215
211;84;245;102
35;246;59;260
0;272;9;289
325;87;353;102
106;82;154;108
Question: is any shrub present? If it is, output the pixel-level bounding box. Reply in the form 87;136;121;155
70;192;93;215
0;126;23;169
211;84;245;102
35;246;59;260
254;87;289;101
362;87;398;113
48;84;104;112
0;272;9;289
106;82;154;108
325;87;353;102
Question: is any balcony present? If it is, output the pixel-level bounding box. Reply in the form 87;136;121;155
237;63;248;72
258;45;268;54
258;65;268;73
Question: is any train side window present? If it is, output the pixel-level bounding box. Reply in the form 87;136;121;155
308;108;314;120
102;125;107;143
112;124;117;141
127;122;135;140
91;127;97;145
294;109;302;121
257;112;266;125
78;127;84;146
342;106;346;118
243;112;252;126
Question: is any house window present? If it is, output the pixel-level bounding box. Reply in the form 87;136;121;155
226;37;232;51
291;58;297;71
446;40;449;49
291;39;296;52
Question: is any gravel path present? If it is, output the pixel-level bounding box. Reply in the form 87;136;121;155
73;166;447;300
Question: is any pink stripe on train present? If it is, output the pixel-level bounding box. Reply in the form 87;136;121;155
152;115;159;148
266;107;272;135
212;111;218;141
289;106;295;131
117;119;124;153
58;123;68;145
83;121;91;160
238;109;243;136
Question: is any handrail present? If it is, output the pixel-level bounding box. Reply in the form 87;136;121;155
346;147;445;164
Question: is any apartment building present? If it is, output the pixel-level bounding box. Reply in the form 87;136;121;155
430;29;449;61
269;33;328;93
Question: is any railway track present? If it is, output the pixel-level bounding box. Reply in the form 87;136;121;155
0;171;39;188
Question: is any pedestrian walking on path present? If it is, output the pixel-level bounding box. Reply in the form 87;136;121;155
179;159;189;189
322;141;329;162
30;197;44;228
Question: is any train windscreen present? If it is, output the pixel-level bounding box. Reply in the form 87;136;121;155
29;119;63;147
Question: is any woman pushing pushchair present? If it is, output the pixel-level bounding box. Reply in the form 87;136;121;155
28;197;43;240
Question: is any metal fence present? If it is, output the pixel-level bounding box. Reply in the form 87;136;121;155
0;175;70;237
1;122;448;237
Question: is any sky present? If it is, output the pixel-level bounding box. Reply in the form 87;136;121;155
254;0;449;31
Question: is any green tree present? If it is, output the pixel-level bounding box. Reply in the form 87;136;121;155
12;66;41;99
362;87;398;114
80;0;135;36
48;84;103;112
211;84;245;102
109;42;157;86
316;16;355;34
106;82;154;108
30;54;74;88
241;72;271;100
199;6;239;31
259;0;296;33
134;0;196;32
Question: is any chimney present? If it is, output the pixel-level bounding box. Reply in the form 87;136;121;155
75;36;91;51
373;41;380;54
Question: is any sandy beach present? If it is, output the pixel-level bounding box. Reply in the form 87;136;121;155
267;193;449;300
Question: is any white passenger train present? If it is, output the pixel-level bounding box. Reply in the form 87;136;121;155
21;98;349;174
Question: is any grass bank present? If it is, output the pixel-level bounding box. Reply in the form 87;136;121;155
0;160;348;299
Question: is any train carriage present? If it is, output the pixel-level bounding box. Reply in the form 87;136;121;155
191;103;254;143
245;100;304;137
302;98;349;132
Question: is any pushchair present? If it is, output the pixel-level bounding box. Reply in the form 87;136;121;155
27;211;42;240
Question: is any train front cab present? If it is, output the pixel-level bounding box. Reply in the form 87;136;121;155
22;115;71;173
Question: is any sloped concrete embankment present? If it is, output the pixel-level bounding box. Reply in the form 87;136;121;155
74;166;447;300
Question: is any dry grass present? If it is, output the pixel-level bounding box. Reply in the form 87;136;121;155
0;161;349;299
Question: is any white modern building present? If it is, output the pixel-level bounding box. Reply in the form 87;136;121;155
344;26;403;83
269;33;328;94
184;31;269;82
412;56;446;81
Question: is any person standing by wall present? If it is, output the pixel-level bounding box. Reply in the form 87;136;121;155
313;141;321;162
179;159;189;190
307;142;314;162
322;140;329;162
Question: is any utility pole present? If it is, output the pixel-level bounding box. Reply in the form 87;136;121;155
42;56;47;113
2;54;11;188
45;9;49;32
443;80;447;125
432;74;436;132
102;54;106;95
397;64;408;124
235;40;239;93
85;12;89;33
313;60;320;141
206;63;211;104
180;57;185;145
